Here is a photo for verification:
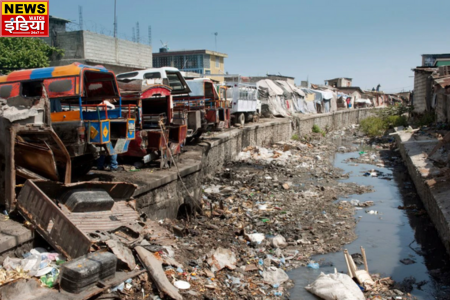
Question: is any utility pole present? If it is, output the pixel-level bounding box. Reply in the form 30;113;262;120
113;0;117;38
78;6;83;30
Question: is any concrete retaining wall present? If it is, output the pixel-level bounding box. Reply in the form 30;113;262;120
134;108;378;220
395;133;450;255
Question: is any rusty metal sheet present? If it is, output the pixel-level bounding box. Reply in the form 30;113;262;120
17;180;92;259
14;140;59;181
60;201;140;233
31;180;137;201
17;180;140;260
433;75;450;89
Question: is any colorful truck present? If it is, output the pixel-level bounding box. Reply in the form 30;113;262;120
117;67;204;139
0;63;135;175
186;78;231;130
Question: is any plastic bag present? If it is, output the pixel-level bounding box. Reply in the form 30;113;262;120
21;254;41;276
271;235;287;249
305;272;365;300
263;267;289;285
206;248;237;273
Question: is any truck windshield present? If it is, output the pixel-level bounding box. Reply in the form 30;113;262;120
166;71;189;93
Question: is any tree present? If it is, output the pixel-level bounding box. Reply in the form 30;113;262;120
0;37;64;74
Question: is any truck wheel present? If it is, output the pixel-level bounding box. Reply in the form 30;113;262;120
238;113;245;126
246;113;254;123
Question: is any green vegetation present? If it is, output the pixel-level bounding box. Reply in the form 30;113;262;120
416;112;436;127
360;116;388;137
360;105;411;137
312;124;321;133
0;38;64;74
312;124;326;137
291;133;300;141
385;115;408;128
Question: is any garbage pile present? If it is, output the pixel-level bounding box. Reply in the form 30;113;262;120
163;138;373;299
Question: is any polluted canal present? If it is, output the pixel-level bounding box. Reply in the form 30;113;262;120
164;129;450;300
288;137;450;300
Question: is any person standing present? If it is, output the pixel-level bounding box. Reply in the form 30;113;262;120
96;99;121;172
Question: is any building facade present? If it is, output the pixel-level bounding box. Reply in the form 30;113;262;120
325;78;352;88
41;16;152;74
153;49;227;82
412;68;437;113
422;54;450;67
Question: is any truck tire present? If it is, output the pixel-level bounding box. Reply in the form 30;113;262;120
246;113;254;123
238;113;245;126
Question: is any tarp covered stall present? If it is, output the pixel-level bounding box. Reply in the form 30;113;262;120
256;80;290;117
301;88;319;114
276;81;308;114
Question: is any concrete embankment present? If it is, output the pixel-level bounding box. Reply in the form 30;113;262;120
396;132;450;255
123;108;377;220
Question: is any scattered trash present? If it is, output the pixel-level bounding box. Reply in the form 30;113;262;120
174;280;191;290
245;233;266;244
206;247;237;273
271;235;288;249
307;262;320;269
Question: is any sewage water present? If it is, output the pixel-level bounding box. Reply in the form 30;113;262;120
288;149;450;300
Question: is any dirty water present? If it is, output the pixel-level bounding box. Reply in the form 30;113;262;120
288;149;450;300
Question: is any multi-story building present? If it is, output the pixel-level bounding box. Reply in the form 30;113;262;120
152;49;228;82
325;77;352;88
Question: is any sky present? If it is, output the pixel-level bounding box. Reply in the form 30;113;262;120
50;0;450;92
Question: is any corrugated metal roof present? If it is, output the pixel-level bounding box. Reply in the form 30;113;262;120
433;75;450;88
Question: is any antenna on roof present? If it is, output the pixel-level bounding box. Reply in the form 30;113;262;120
159;40;169;52
78;5;83;30
136;22;140;43
148;25;152;46
113;0;117;37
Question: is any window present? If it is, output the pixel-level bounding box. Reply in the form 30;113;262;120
205;70;211;75
116;72;139;79
21;81;43;98
215;56;220;68
144;72;161;79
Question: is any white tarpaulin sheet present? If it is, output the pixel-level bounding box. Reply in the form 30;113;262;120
257;80;290;117
356;99;371;104
276;81;308;113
